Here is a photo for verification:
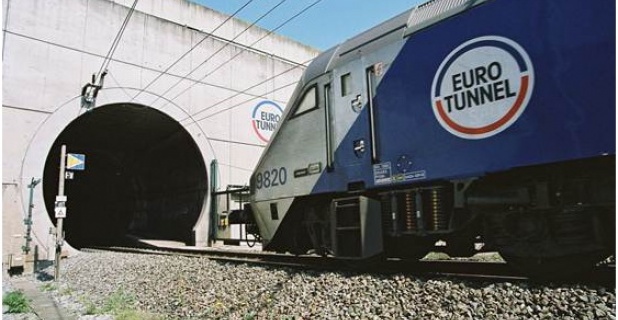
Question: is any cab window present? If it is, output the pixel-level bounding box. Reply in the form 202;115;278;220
341;73;352;96
292;86;318;117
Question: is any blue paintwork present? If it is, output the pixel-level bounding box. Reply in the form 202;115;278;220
312;0;615;194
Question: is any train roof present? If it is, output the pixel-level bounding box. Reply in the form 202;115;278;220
301;0;489;84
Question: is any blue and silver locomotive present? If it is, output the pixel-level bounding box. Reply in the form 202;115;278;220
247;0;615;277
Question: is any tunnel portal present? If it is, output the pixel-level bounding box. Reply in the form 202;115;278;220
43;103;208;249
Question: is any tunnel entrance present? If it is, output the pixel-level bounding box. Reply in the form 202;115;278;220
43;103;208;249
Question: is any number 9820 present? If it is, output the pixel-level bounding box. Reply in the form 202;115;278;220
255;167;287;189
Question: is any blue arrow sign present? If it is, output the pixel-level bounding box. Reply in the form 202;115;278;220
67;153;86;171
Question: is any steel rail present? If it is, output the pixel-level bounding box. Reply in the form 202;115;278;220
81;246;615;286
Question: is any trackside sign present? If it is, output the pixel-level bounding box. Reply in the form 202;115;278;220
431;36;534;139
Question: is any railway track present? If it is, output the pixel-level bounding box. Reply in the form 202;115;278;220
81;245;615;286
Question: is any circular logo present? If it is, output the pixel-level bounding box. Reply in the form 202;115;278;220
431;36;534;139
252;100;283;143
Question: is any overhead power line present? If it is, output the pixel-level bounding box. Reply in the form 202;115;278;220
178;56;316;124
97;0;139;82
195;80;298;122
82;0;138;111
149;0;289;107
130;0;256;102
163;0;323;113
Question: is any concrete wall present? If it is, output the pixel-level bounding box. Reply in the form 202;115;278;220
2;0;320;263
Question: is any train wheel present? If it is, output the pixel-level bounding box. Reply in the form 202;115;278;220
485;207;613;279
500;251;609;280
340;253;386;271
385;235;434;261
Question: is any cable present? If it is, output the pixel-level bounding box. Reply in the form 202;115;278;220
107;70;133;100
149;0;289;106
130;0;256;102
164;0;323;112
81;0;138;112
217;163;256;172
178;56;315;123
194;80;298;122
96;0;139;81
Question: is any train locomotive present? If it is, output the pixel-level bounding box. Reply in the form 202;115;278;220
244;0;615;277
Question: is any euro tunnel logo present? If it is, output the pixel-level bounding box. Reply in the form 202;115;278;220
431;36;534;139
252;100;283;143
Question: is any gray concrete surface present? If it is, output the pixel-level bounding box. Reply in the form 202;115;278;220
3;0;319;265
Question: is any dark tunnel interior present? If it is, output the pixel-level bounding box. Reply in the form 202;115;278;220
43;103;208;249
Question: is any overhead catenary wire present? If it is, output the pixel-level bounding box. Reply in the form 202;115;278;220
177;58;313;122
130;0;256;102
106;70;133;100
90;0;319;131
80;0;138;113
194;80;298;122
164;0;323;115
148;0;289;107
96;0;139;82
178;56;315;124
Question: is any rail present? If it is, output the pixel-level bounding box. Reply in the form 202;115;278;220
81;246;615;287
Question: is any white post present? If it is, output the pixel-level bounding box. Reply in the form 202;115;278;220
54;144;66;281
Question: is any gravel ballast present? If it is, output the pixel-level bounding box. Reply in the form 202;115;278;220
6;251;616;319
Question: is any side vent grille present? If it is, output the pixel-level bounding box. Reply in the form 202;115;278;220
405;0;488;37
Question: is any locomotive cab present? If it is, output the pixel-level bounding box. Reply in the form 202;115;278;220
249;52;334;247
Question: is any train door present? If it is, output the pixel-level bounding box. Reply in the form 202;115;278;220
331;59;367;171
330;58;383;187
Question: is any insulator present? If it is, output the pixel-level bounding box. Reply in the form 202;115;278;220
404;191;417;232
429;187;448;231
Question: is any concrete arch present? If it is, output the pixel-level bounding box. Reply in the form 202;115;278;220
21;87;216;257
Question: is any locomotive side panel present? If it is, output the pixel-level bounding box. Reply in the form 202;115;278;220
377;0;614;181
311;0;614;193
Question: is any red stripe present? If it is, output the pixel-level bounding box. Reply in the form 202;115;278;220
436;75;529;135
252;120;269;143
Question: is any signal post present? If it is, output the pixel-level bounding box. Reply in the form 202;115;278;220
54;145;85;281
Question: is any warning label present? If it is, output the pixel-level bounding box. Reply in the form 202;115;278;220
374;162;426;185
